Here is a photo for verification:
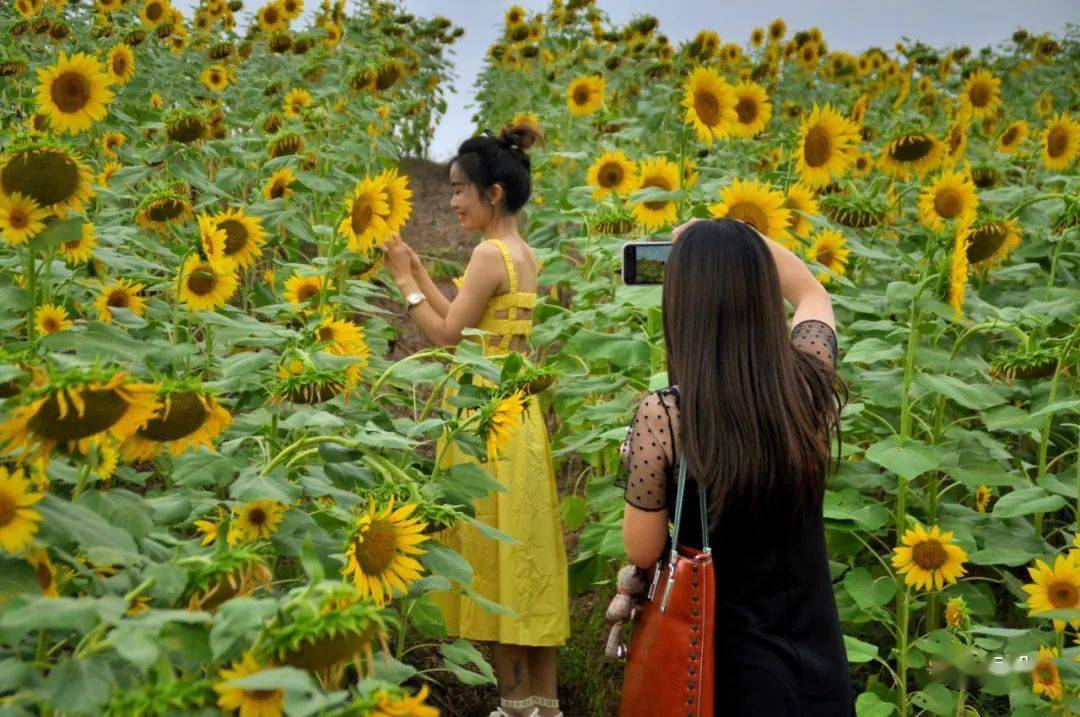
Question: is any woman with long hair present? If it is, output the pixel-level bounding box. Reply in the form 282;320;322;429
617;218;854;714
381;124;570;717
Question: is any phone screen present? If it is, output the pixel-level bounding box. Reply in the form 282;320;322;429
622;242;672;285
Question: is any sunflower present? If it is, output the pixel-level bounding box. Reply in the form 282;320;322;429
0;467;43;554
140;0;170;26
200;64;229;92
279;0;302;20
1036;90;1053;117
917;169;978;232
257;1;287;33
122;386;232;460
342;498;427;605
0;192;48;246
369;684;439;717
974;484;991;513
194;514;221;546
566;75;604;116
135;190;195;232
206;207;266;270
262;168;296;201
93;278;146;324
484;390;526;460
1041;113;1079;171
322;21;342;48
0;370;160;459
337;177;391;253
891;523;968;591
35;52;114;135
510;111;541;134
768;17;786;42
104;44;134;86
796;41;821;71
281;88;311;118
795;103;860;188
960;69;1001;119
35;304;71;335
100;132;124;159
782;184;819;240
27;546;58;597
61;221;97;263
996;120;1028;154
374;167;413;234
944;117;969;163
943;596;967;630
316;316;371;378
1031;646;1062;702
229;499;286;544
283;273;329;308
960;216;1022;267
629;157;679;230
948;229;970;320
708;178;791;242
877;131;945;180
1022;554;1080;632
681;66;737;145
804;229;850;284
178;254;239;311
729;80;771;138
586;150;638;199
214;651;284;717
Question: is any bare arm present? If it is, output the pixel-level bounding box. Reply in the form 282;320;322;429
409;254;452;318
387;240;503;347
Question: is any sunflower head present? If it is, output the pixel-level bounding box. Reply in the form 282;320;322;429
682;66;737;145
1;139;95;215
35;52;115;136
891;523;968;591
135;185;194;231
164;108;209;144
342;497;427;605
566;75;605;116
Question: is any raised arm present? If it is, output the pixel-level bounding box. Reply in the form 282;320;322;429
406;245;452;318
384;238;503;347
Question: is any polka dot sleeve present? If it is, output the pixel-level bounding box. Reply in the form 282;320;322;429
618;391;674;511
791;319;838;371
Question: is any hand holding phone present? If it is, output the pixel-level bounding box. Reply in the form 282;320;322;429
621;241;672;285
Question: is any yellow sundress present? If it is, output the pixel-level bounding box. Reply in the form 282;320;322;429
428;239;571;647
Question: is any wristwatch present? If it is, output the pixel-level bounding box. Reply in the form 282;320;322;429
404;290;426;310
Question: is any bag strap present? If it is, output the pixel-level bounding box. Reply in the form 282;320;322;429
668;386;711;557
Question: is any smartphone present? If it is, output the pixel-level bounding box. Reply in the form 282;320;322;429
621;241;672;285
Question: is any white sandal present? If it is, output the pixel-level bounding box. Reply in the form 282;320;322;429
488;696;540;717
531;695;564;717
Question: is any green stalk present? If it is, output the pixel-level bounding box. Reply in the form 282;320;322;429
1034;333;1078;538
25;247;37;346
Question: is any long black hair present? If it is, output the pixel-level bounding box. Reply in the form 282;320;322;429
449;123;543;212
663;219;849;530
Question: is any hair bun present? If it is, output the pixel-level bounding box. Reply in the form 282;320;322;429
499;122;542;152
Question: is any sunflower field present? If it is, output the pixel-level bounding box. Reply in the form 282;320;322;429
0;0;1078;714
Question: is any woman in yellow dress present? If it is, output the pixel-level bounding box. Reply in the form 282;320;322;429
381;123;570;717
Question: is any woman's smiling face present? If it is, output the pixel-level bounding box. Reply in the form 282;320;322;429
449;161;493;232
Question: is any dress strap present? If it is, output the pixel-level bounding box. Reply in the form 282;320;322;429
486;239;519;294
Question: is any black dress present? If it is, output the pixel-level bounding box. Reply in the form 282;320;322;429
616;319;854;716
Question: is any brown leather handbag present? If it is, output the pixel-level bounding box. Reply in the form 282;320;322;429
618;450;715;717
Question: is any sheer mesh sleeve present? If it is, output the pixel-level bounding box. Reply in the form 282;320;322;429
791;319;838;370
620;391;676;511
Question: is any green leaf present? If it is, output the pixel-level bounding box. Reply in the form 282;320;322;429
914;373;1005;410
210;597;277;659
968;546;1041;567
865;436;941;481
855;691;896;717
419;542;473;586
843;567;896;610
627;186;686;204
991;487;1067;519
561;495;589;531
299;535;324;584
37;495;138;556
441;638;497;685
463;515;517;544
844;338;905;365
844;634;878;663
30;218;83;253
407;594;448;639
911;683;957;716
43;656;115;715
462;586;515;616
368;651;419;683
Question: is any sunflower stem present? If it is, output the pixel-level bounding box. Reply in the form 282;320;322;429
25;246;37;347
364;348;453;410
1033;332;1077;539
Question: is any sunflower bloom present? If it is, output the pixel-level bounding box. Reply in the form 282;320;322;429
630;157;679;230
342;498;428;605
214;651;284;717
122;388;232;460
35;52;114;135
566;75;604;116
228;499;286;545
708;178;791;242
795;103;860;188
369;684;439;717
485;390;526;460
682;66;737;145
0;467;44;554
586;150;638;199
94;279;147;323
262;168;296;201
35;304;72;335
961;69;1001;119
1031;646;1062;701
891;523;968;591
730;80;772;138
917;169;978;232
1022;554;1080;632
0;192;49;246
1041;113;1079;171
